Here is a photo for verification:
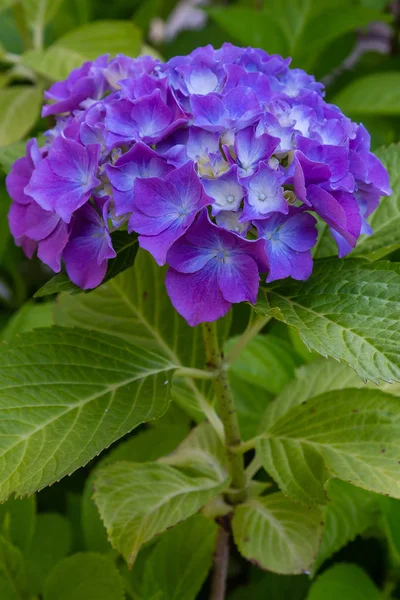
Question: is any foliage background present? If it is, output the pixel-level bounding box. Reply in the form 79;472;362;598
0;0;400;598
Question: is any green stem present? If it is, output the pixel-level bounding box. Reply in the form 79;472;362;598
202;322;247;504
174;366;217;380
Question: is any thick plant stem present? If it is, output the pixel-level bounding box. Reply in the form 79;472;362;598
210;524;230;600
202;322;247;504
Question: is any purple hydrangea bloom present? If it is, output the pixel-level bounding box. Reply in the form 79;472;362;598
7;46;391;325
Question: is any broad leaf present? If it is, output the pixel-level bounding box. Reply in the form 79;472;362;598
54;19;142;60
43;553;125;600
94;424;230;565
0;327;175;500
351;144;400;261
333;72;400;115
0;140;26;174
54;250;230;423
232;492;323;574
306;564;381;600
0;496;36;555
314;480;379;573
208;8;288;56
257;259;400;383
230;372;274;441
225;334;300;395
142;515;217;600
22;0;65;51
0;535;27;600
35;231;137;297
22;46;87;82
26;513;72;595
0;86;42;147
231;571;310;600
82;424;188;553
256;387;400;504
1;301;53;341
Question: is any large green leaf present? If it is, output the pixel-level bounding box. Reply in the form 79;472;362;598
231;571;310;600
232;492;323;574
0;86;42;147
306;564;381;600
54;19;142;60
0;535;27;600
207;8;288;56
256;259;400;383
22;0;65;50
94;424;230;565
256;388;400;504
0;301;53;341
82;424;188;553
55;250;230;425
0;140;26;174
43;553;125;600
21;46;87;82
351;144;400;261
333;72;400;116
142;515;217;600
313;480;379;573
0;327;176;501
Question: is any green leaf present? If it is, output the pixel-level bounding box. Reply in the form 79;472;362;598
230;372;274;441
34;231;137;297
25;513;72;595
43;553;125;600
22;0;65;51
314;480;379;573
21;46;85;82
0;140;26;174
1;301;53;341
379;496;400;567
0;535;27;600
256;259;400;383
256;387;400;504
54;249;230;424
226;334;300;395
333;72;400;116
94;423;230;565
232;492;323;574
0;496;36;554
0;327;175;501
0;86;42;147
351;144;400;261
230;570;310;600
55;19;142;60
207;8;288;56
306;564;381;600
142;515;217;600
82;424;189;553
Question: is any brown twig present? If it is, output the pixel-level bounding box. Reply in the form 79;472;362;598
210;524;230;600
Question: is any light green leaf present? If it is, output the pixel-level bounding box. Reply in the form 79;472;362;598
26;513;72;595
314;480;379;573
1;301;53;341
225;335;299;396
35;231;137;297
0;535;27;600
22;0;64;51
0;86;42;147
351;144;400;261
43;553;125;600
207;8;288;56
55;19;142;60
94;424;230;565
230;372;274;441
54;250;230;426
256;259;400;383
142;515;217;600
232;492;323;574
21;46;87;82
0;327;175;501
0;140;26;174
256;388;400;504
333;72;400;115
306;564;381;600
82;424;189;553
380;496;400;567
0;496;36;555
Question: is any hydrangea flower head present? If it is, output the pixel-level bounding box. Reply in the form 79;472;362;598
7;45;391;326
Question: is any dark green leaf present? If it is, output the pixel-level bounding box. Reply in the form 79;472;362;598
306;564;380;600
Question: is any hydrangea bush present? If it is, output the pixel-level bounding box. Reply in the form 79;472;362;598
6;44;390;325
3;44;400;600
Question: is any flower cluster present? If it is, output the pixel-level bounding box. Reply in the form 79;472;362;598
7;45;391;326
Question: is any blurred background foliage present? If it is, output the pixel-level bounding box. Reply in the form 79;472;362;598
0;1;400;598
